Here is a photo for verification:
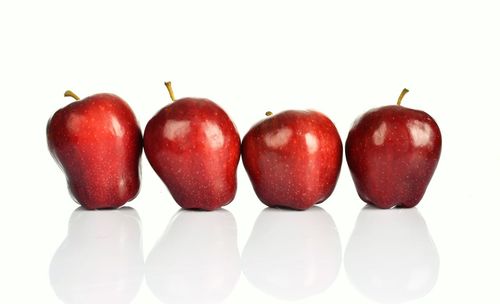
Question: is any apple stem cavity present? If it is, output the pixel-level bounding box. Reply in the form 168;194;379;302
64;90;80;101
164;81;176;102
397;88;409;106
265;111;273;117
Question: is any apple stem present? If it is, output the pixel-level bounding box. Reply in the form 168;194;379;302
397;88;409;106
64;90;80;101
265;111;273;116
164;81;176;102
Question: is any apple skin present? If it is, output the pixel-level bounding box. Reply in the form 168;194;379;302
346;105;442;208
143;98;240;211
242;110;343;210
47;93;142;210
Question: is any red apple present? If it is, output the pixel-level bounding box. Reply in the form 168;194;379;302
345;89;442;209
242;110;343;210
47;91;142;209
143;82;240;211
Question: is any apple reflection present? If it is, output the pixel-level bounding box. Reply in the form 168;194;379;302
145;209;240;304
49;207;144;304
242;207;341;300
345;206;439;303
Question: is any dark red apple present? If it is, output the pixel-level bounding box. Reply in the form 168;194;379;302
47;91;142;209
345;89;442;209
242;110;343;210
143;82;240;210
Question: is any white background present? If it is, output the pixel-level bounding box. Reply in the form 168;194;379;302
1;0;499;303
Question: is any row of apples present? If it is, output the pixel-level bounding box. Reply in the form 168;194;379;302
47;83;441;211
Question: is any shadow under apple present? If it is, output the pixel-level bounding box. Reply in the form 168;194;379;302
344;206;440;303
145;209;240;304
49;207;144;304
242;206;341;301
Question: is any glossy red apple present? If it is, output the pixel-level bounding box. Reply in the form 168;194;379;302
143;82;240;210
242;110;343;210
47;90;142;209
345;89;442;209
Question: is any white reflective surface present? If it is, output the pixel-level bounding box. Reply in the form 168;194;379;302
146;210;240;304
345;206;439;303
49;207;144;304
2;0;500;302
242;207;341;300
